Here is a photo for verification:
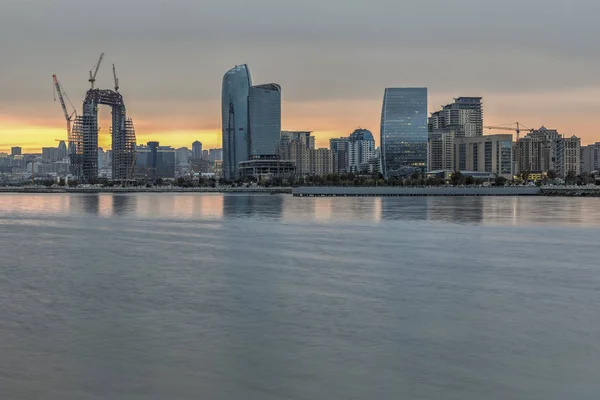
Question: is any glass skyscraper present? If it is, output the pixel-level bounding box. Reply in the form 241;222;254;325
222;64;252;180
249;83;281;159
380;88;428;178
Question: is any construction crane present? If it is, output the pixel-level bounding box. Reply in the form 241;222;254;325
112;63;119;92
52;74;77;137
483;122;533;142
88;52;105;89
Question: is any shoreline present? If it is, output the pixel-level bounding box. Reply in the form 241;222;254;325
1;185;599;197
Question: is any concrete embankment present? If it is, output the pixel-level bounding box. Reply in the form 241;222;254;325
293;186;600;197
293;186;541;197
0;187;292;194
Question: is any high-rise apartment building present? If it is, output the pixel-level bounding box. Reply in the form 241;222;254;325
202;149;209;160
454;134;513;179
11;147;22;157
329;138;349;174
249;83;281;159
428;97;483;171
518;127;580;178
192;141;202;159
348;129;377;173
222;64;252;180
176;147;190;165
380;88;428;177
279;131;332;176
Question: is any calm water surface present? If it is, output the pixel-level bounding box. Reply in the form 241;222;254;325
1;194;600;399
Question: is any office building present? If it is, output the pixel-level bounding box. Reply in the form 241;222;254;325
11;147;22;157
249;83;282;159
380;88;428;177
192;141;202;159
222;64;252;179
428;97;483;171
348;129;377;173
454;134;513;179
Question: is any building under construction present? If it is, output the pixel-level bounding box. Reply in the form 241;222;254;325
55;54;137;183
69;89;137;182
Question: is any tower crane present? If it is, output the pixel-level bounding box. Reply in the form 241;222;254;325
112;63;119;92
483;122;533;142
88;52;105;89
52;74;77;137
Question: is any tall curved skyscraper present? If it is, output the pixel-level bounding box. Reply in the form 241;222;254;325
380;88;428;178
222;64;252;180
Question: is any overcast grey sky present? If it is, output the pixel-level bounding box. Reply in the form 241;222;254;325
1;0;599;148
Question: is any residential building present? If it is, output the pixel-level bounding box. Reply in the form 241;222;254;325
222;64;252;179
428;97;483;171
329;137;349;174
581;143;600;173
454;134;513;179
380;87;428;177
249;83;281;159
348;129;376;173
11;147;22;157
279;131;332;176
555;136;580;178
192;141;202;159
58;141;67;160
202;149;209;160
518;127;581;178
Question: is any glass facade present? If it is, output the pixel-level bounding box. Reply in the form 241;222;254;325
249;83;281;159
380;88;428;177
222;64;252;180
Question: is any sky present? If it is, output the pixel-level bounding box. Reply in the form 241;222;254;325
1;0;600;153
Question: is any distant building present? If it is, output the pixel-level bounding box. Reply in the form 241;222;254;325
98;147;104;170
348;129;376;173
42;147;60;163
191;141;202;159
329;137;349;174
176;147;190;164
428;97;483;171
209;148;223;162
135;142;175;179
202;149;209;160
381;87;428;177
581;143;600;174
222;64;252;179
454;134;513;180
58;141;67;160
11;147;22;157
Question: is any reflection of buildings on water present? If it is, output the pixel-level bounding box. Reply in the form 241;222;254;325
70;194;100;216
112;194;136;216
223;194;283;220
380;197;430;222
426;197;485;224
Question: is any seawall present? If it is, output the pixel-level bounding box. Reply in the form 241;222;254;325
293;186;541;197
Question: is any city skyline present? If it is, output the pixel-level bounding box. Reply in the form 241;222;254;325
3;0;600;152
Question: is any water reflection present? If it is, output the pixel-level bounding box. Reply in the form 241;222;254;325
2;193;600;227
112;195;136;216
